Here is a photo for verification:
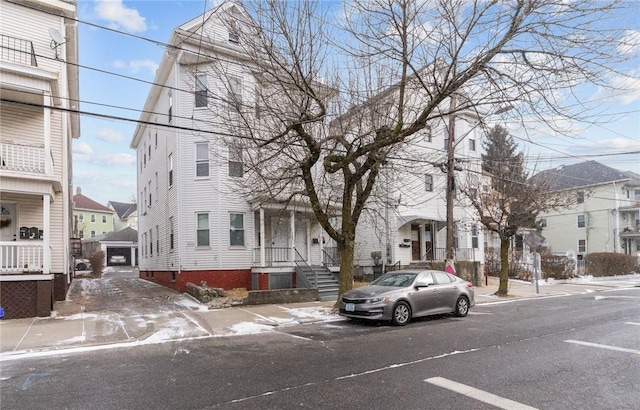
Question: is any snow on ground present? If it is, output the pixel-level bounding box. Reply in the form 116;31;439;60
229;322;277;334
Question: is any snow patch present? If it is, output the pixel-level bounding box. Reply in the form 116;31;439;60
229;322;275;334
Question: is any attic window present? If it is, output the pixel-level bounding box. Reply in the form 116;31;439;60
229;21;240;44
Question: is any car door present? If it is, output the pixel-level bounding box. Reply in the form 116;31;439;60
431;271;459;312
409;272;438;317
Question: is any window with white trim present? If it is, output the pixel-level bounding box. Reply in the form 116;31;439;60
425;174;433;192
228;77;242;108
197;213;210;247
168;153;174;186
230;213;245;246
196;142;209;177
195;73;208;108
229;146;243;177
578;239;586;253
169;217;174;250
577;214;586;228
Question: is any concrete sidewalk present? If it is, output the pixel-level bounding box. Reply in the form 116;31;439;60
1;275;638;361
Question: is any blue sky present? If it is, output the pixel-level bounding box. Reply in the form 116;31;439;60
73;0;640;205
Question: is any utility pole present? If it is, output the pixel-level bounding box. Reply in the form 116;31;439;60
446;94;456;260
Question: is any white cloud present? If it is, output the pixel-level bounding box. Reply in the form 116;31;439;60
94;0;147;33
113;59;158;76
95;128;125;142
103;153;136;166
618;30;640;57
73;142;94;155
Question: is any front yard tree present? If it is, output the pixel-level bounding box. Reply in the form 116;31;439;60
462;125;574;296
207;0;632;296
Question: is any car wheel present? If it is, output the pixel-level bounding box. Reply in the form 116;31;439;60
76;263;87;271
454;296;469;317
391;301;411;326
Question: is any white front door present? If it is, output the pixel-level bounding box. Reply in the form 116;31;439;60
295;222;307;261
271;218;289;262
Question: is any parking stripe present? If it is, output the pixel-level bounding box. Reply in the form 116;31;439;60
565;340;640;355
626;322;640;326
425;377;538;410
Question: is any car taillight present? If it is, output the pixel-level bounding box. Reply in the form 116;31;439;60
466;282;473;288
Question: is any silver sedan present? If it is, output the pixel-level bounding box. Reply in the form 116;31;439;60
339;270;475;326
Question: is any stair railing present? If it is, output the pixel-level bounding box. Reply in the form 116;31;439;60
293;248;315;288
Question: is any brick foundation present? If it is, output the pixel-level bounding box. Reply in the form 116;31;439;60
140;269;252;293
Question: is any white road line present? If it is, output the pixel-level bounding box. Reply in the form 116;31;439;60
626;322;640;326
565;340;640;355
425;377;538;410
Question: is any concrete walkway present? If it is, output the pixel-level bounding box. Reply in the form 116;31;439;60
1;274;638;361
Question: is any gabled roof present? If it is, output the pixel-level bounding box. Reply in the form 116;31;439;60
73;188;112;212
533;160;636;191
108;201;137;219
82;227;138;243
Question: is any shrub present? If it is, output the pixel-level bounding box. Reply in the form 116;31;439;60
541;252;576;279
88;251;105;277
584;253;638;276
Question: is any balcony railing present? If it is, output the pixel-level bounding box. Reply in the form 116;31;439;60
0;141;46;173
0;242;44;273
0;34;38;67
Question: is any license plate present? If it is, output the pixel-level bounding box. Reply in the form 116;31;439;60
345;303;355;312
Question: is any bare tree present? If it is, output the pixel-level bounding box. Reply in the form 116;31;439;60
194;0;634;296
460;125;575;296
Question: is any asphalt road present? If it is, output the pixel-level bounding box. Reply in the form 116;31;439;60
1;286;639;409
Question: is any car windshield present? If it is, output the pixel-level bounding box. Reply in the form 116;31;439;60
369;273;417;287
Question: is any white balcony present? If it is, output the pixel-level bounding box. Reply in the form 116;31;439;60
0;141;46;174
0;241;44;273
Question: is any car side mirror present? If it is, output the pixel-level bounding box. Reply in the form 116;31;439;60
415;281;429;289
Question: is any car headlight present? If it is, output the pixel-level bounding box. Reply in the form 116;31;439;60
366;296;390;304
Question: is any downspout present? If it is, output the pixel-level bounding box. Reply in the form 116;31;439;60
613;181;619;253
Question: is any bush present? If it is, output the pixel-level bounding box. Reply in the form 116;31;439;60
541;252;576;279
584;253;638;276
88;251;105;277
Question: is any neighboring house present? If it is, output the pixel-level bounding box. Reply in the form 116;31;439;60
108;201;138;231
131;2;337;298
535;161;640;262
82;227;138;267
72;187;115;239
0;0;80;318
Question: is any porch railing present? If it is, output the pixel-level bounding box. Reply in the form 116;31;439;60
322;247;341;267
0;241;44;273
252;247;291;266
0;141;46;173
0;34;38;67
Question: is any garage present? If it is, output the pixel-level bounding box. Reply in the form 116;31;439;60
81;227;138;267
106;247;130;266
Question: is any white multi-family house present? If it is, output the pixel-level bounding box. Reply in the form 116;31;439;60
353;109;486;275
0;0;79;318
536;161;640;263
131;2;338;299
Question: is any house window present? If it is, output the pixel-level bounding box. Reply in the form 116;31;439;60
144;187;148;209
155;172;159;201
469;139;476;151
143;233;147;257
169;216;174;250
425;174;433;192
150;229;153;256
229;20;240;43
168;153;174;187
155;131;158;148
148;181;152;205
196;142;209;177
78;213;84;222
424;125;432;142
168;91;173;123
228;77;242;108
156;225;160;254
230;213;245;246
102;215;107;224
229;146;243;177
195;73;208;108
578;239;586;253
577;214;586;228
541;218;547;228
91;230;96;238
197;213;210;247
577;191;584;204
255;85;261;119
471;226;478;249
91;214;96;223
143;143;147;166
635;188;640;201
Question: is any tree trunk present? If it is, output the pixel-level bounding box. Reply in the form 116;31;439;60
496;237;510;296
338;237;355;296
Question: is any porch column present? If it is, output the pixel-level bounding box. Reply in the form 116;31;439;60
306;219;311;264
259;207;265;267
43;194;51;274
290;210;295;264
44;92;52;175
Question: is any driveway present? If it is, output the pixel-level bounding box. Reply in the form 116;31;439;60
54;266;212;344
